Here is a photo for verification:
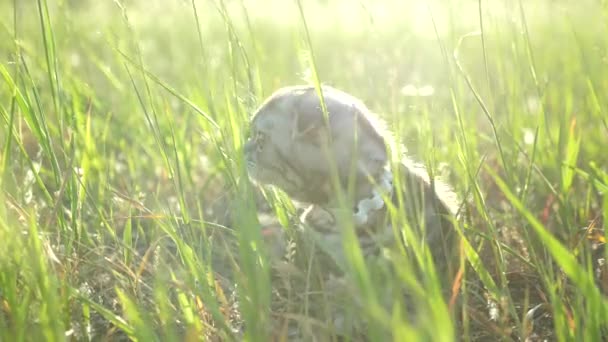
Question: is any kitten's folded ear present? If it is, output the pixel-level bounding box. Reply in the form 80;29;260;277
291;102;331;146
290;90;358;145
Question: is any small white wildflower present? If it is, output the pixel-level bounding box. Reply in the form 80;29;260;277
522;128;536;145
488;299;499;321
526;95;541;114
70;52;81;67
73;167;84;177
114;161;126;173
401;84;435;97
24;187;33;205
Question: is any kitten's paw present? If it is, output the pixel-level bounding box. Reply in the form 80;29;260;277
300;205;336;232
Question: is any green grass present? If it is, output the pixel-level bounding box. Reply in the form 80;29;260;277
1;0;608;340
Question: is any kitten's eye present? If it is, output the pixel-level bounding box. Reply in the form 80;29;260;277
255;132;266;151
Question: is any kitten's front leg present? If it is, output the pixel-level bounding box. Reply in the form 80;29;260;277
300;205;336;232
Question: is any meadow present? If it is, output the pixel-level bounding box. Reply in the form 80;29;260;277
1;0;607;340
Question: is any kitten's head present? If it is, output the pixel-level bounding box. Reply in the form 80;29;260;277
244;85;389;205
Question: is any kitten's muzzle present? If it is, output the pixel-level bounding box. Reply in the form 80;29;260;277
243;139;256;155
